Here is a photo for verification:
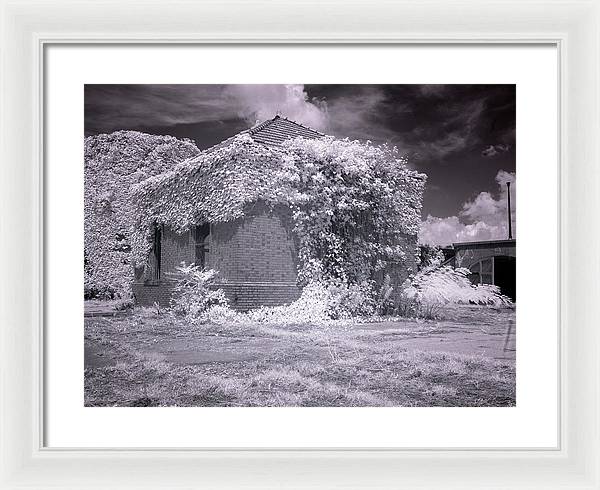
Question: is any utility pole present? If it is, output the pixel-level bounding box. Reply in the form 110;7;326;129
507;181;513;240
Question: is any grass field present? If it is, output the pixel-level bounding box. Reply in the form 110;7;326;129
84;306;515;407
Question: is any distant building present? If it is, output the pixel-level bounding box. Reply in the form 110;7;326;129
446;239;516;301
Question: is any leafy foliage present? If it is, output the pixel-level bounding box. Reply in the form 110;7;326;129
203;280;376;327
375;273;395;315
84;131;200;299
168;263;229;320
280;137;426;284
419;244;446;270
131;134;426;288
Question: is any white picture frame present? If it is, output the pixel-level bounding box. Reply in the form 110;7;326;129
1;0;599;488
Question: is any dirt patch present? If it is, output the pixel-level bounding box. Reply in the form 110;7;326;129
144;337;284;365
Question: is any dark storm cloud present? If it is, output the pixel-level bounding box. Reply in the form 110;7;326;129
308;84;516;166
86;84;515;168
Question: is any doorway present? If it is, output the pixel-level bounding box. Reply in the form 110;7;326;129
493;255;516;301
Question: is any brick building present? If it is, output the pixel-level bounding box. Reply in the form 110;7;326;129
132;116;423;309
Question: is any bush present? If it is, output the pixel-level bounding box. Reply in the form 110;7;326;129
246;283;333;325
201;280;377;327
401;265;512;311
253;280;377;323
168;263;228;321
419;244;445;270
325;281;376;319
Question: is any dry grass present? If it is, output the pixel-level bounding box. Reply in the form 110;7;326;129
85;307;515;407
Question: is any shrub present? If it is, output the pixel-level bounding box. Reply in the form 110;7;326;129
246;280;376;323
114;298;134;312
202;280;377;327
401;265;512;310
246;282;333;325
168;263;228;320
325;280;376;319
203;304;243;324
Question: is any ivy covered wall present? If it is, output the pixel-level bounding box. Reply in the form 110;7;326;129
84;131;200;299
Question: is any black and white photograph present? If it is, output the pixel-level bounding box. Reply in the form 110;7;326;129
84;84;516;407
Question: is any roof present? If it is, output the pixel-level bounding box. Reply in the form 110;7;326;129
452;239;516;249
204;115;325;153
247;115;325;146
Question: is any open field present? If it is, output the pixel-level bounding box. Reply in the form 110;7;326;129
84;305;515;407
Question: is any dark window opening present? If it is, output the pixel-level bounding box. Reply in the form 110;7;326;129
150;226;161;281
194;223;211;269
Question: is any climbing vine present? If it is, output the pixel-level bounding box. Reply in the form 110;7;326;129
131;134;426;287
130;134;288;266
84;131;200;298
279;137;426;284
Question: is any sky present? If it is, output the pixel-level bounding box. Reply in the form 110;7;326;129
85;84;516;246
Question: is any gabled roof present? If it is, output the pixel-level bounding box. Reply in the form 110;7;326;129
204;115;325;153
247;115;325;146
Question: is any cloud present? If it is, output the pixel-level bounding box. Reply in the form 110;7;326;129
399;97;488;161
323;86;400;142
419;170;516;246
481;143;510;158
85;84;516;173
85;84;330;134
418;85;448;97
224;84;329;130
320;86;489;162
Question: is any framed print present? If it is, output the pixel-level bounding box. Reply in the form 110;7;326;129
1;0;599;488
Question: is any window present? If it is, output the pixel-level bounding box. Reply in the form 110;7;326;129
194;223;211;268
469;257;493;285
150;226;161;281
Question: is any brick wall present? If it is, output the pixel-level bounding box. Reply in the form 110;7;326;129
132;281;175;307
209;202;299;283
133;202;301;309
133;280;300;310
215;283;301;310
